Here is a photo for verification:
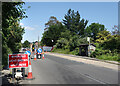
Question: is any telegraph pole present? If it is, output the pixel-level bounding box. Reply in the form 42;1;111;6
38;35;39;48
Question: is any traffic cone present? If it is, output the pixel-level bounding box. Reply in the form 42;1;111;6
34;53;37;60
27;61;33;80
42;54;44;59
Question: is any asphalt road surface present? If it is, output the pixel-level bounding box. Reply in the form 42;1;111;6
21;54;118;84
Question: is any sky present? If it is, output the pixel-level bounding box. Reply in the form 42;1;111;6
20;2;118;43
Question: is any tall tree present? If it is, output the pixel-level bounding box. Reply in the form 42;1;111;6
22;40;30;48
85;23;105;41
41;23;66;46
44;16;61;31
2;2;27;66
63;9;88;36
112;25;119;35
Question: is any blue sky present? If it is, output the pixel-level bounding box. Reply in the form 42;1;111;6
20;2;118;43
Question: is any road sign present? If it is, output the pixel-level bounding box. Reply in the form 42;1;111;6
8;54;29;68
25;51;31;56
37;48;42;53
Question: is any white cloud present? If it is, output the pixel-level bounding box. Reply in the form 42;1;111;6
34;25;39;28
20;22;35;30
24;26;35;30
20;23;24;26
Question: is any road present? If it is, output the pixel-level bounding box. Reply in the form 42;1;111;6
21;54;118;84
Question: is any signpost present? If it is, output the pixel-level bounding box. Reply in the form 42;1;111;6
37;48;42;59
37;48;42;54
87;37;90;57
8;54;29;81
25;51;31;60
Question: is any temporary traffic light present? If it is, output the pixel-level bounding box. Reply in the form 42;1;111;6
32;45;35;51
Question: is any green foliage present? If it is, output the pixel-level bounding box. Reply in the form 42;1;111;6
44;16;61;31
41;16;66;46
97;53;119;61
2;2;27;29
41;9;119;62
90;48;109;58
56;38;69;49
52;47;79;55
101;35;120;52
69;47;79;55
2;43;12;67
63;9;88;37
51;48;70;54
112;25;120;35
96;30;111;43
85;23;106;41
41;23;66;46
69;35;79;51
69;36;88;51
60;30;72;40
90;43;120;61
2;2;27;66
90;32;120;62
22;40;30;48
6;22;25;52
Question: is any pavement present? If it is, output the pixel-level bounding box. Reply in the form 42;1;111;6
19;53;118;84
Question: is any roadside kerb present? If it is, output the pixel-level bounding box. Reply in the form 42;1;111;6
70;55;120;65
46;52;119;70
49;53;120;65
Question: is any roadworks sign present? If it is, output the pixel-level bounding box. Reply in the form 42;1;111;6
8;54;29;69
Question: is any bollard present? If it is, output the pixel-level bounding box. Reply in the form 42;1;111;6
42;53;44;59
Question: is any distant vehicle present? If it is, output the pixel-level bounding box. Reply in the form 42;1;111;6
43;46;53;52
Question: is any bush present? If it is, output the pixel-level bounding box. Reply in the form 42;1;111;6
56;38;69;49
2;44;12;67
97;54;119;61
90;47;120;61
90;48;111;58
101;35;120;53
90;48;102;58
69;36;88;51
69;47;79;55
51;48;70;54
51;47;56;52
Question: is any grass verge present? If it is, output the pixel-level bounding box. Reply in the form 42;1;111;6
52;48;120;62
